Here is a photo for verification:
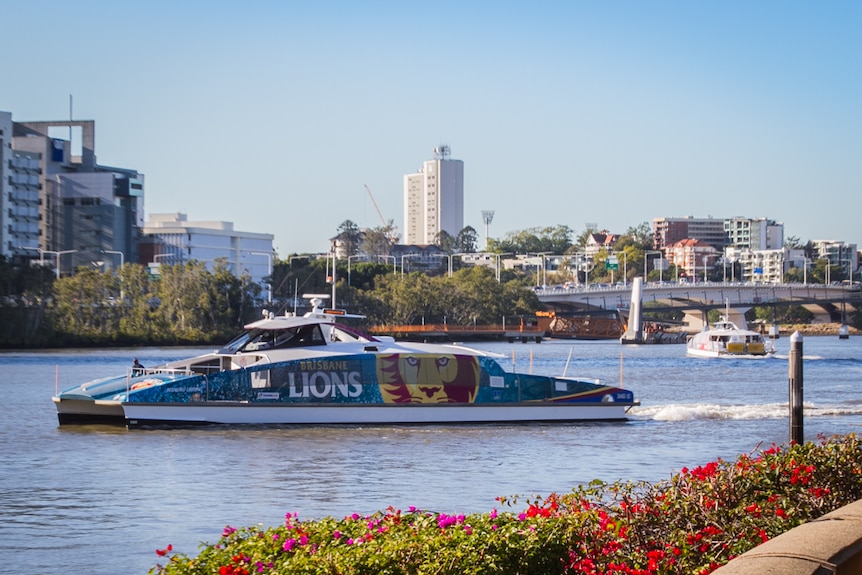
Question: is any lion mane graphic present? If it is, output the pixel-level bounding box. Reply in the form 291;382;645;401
376;353;480;404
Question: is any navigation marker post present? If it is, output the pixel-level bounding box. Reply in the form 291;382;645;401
788;331;804;443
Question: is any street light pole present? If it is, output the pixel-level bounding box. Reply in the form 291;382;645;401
613;251;628;286
330;250;336;305
21;247;78;278
494;253;512;282
100;249;124;270
376;254;396;274
246;251;274;303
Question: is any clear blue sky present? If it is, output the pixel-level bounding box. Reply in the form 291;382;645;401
3;1;860;256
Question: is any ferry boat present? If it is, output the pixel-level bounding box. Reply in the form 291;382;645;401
54;297;638;428
686;307;776;359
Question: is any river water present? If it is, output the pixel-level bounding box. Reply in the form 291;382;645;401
1;336;860;574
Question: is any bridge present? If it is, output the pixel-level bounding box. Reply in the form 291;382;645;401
536;281;862;331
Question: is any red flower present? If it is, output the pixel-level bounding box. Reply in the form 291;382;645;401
155;544;173;557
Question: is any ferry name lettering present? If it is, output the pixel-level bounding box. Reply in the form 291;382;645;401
299;360;350;371
287;371;362;398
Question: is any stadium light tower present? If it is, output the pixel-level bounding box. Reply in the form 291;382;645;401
482;210;495;251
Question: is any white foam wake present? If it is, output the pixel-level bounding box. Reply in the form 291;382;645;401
630;402;862;421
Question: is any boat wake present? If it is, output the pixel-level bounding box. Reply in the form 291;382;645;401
771;353;826;361
631;402;862;421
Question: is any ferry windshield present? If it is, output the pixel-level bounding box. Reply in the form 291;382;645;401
219;324;326;353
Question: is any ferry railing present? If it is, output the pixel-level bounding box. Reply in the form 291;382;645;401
368;323;545;336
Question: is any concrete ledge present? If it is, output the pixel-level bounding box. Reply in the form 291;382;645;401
713;499;862;574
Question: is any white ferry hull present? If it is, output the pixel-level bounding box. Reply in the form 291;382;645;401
123;402;633;428
53;396;125;425
685;347;770;359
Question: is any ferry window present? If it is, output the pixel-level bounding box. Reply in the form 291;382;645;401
219;331;253;354
292;324;326;346
272;331;296;348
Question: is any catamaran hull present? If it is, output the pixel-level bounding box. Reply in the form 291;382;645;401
53;397;126;425
123;402;635;428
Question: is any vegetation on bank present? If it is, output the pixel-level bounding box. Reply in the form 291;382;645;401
0;256;541;348
1;221;859;348
149;434;862;575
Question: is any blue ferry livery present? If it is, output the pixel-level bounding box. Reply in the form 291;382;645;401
54;297;637;428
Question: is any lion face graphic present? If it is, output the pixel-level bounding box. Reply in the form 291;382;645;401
376;353;480;404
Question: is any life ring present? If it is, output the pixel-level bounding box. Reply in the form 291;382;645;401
130;378;160;391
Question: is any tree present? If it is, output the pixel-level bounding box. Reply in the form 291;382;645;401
784;235;803;249
361;226;394;257
621;222;653;250
455;226;479;253
336;220;362;257
352;266;540;326
51;267;123;343
492;225;573;254
151;259;253;343
434;230;457;253
118;262;156;341
575;224;598;248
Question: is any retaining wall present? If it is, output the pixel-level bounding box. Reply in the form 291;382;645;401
713;499;862;574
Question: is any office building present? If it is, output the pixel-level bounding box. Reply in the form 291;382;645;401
652;216;726;250
143;213;275;300
0;112;41;257
403;145;464;245
4;115;144;274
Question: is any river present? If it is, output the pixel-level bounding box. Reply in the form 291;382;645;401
0;335;860;574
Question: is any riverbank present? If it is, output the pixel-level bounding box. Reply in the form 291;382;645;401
778;322;861;336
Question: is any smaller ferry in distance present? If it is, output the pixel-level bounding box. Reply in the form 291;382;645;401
686;304;776;359
54;296;639;428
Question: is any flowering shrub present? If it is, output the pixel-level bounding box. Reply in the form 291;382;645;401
151;434;862;575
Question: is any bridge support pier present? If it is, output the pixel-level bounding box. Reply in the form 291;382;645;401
682;307;751;333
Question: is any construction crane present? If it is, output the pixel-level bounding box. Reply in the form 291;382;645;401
364;184;399;244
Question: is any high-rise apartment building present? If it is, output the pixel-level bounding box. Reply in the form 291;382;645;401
724;217;784;250
811;240;858;277
403;145;464;245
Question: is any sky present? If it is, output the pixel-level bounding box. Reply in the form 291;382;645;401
3;1;860;256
